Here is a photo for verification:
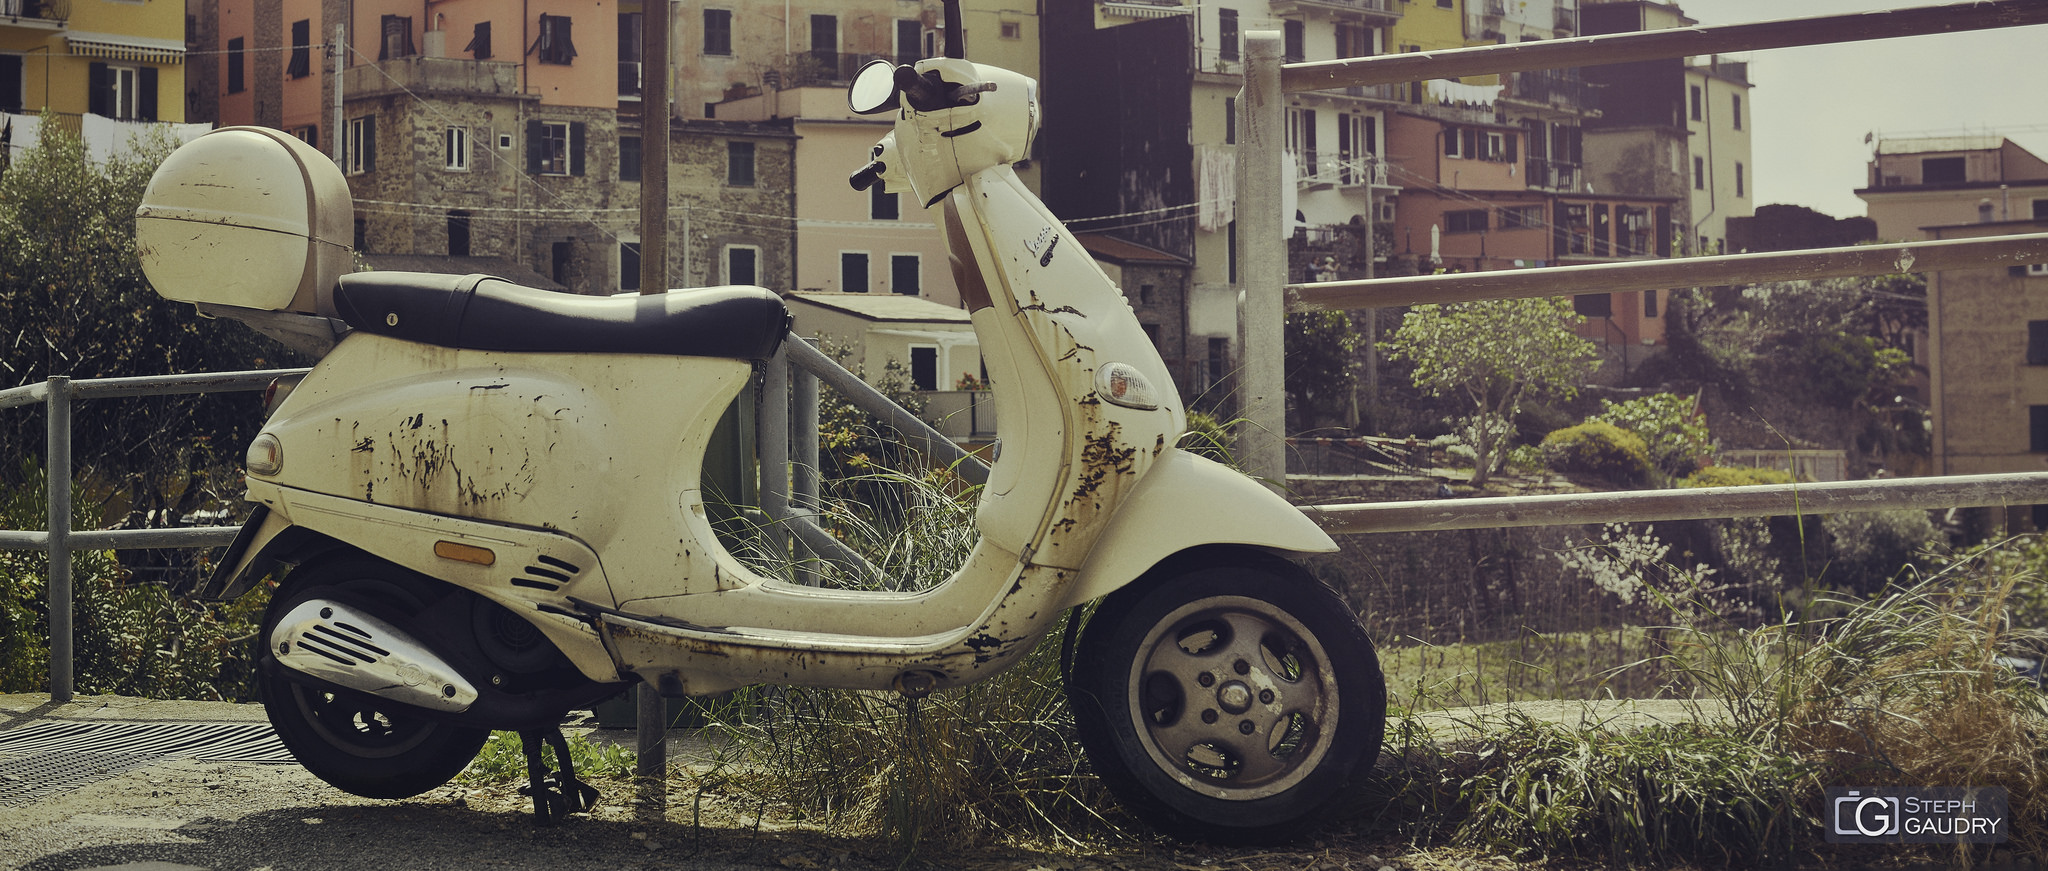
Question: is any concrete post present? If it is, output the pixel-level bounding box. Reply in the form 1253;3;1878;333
1236;32;1287;489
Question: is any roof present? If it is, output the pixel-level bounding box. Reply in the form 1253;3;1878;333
360;255;567;292
786;291;972;323
1074;233;1191;267
1876;136;2008;155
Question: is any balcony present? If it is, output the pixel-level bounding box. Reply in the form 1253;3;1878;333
768;51;891;89
917;390;996;442
1525;158;1582;192
1554;5;1578;34
1505;69;1600;114
1340;82;1405;102
1;0;66;29
1268;0;1401;25
344;56;522;99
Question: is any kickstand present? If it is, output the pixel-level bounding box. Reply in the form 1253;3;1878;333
517;728;601;826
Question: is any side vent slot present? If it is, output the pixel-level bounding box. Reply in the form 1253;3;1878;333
511;557;578;592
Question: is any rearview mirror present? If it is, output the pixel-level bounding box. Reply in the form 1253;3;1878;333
848;59;901;115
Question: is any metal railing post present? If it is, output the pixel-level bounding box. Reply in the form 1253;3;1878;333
759;348;792;563
793;366;821;586
45;376;73;702
1237;30;1288;490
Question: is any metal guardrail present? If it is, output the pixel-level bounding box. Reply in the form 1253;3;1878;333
0;369;305;702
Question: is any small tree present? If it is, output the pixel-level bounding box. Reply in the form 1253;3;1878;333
1383;297;1600;485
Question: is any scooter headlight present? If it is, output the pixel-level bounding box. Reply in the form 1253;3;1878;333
1095;362;1161;411
247;432;283;476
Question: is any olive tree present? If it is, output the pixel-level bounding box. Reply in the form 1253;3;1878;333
1383;297;1600;486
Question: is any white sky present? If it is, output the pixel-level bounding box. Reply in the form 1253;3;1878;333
1674;0;2048;219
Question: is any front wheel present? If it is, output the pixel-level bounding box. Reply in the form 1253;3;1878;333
1067;553;1385;843
259;555;490;800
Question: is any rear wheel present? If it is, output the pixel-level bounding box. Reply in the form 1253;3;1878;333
1068;554;1385;843
259;556;489;799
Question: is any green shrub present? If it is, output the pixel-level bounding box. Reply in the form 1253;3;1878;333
1819;509;1937;595
1539;422;1651;486
1180;409;1236;466
1590;393;1712;478
1678;465;1796;488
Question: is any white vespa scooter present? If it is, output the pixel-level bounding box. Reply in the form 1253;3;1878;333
134;47;1386;842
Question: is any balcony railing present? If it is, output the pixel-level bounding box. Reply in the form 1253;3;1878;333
1;0;66;24
770;51;892;89
1524;158;1582;192
1269;0;1402;22
1507;69;1600;112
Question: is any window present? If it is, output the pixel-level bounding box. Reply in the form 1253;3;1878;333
1922;156;1967;185
1731;93;1742;130
619;135;641;182
1219;9;1239;61
1208;337;1228;384
1437;0;1453;7
618;13;642;96
2030;263;2048;278
354;217;367;252
896;20;922;65
0;55;21;114
89;63;157;121
447;211;471;257
552;241;573;285
620;241;640;292
725;245;759;286
871;185;899;221
289;124;317;146
1618;206;1652;256
1573;293;1612;318
445;126;469;171
1643;290;1660;318
1282;19;1304;63
1225;96;1236;145
226;37;245;93
2034;199;2048;220
1000;21;1021;40
1288;108;1317;176
1734;161;1745;197
527;121;585;176
840;252;869;292
1501;205;1543;230
2032;405;2048;453
1693;155;1705;190
2028;322;2048;366
909;345;938;391
809;14;838;72
345;115;375;175
380;15;415;60
466;21;492;59
891;254;920;295
727;140;755;186
1336;22;1373;58
1444;209;1487;233
1688;84;1701;122
703;8;732;56
288;20;311;78
537;15;577;64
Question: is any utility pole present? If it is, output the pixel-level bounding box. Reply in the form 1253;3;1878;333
634;0;673;804
1236;32;1286;490
331;24;344;166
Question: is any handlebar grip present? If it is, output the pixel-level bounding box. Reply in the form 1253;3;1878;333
849;161;885;191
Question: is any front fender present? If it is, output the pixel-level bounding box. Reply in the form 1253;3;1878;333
1055;448;1337;611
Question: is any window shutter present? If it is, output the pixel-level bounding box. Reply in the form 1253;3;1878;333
87;62;111;116
138;67;159;121
1504;130;1517;163
0;56;22;114
570;122;586;176
465;22;492;59
559;17;577;63
526;120;543;174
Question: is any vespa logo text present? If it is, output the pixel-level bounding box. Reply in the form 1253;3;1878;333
1825;787;2008;844
1025;226;1060;267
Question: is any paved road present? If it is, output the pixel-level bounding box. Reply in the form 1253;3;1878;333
0;693;1724;871
0;694;913;871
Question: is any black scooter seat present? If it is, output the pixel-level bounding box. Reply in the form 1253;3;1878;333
332;272;790;360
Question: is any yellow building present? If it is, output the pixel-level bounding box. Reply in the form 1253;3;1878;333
2;0;187;124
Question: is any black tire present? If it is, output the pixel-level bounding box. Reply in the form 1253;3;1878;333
259;556;490;800
1067;553;1386;843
